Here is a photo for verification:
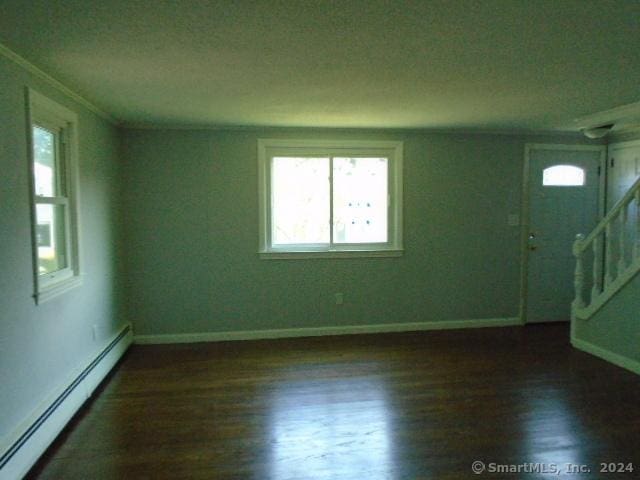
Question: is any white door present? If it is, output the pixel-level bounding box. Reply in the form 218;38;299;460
525;145;604;323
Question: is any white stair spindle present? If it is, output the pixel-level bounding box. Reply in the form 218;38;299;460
635;190;640;261
605;221;614;287
591;234;602;300
573;234;585;309
618;204;628;274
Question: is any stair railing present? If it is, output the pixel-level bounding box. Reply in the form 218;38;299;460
572;175;640;320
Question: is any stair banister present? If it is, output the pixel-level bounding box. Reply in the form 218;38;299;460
572;175;640;320
574;176;640;256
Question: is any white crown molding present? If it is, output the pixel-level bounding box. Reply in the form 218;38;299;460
121;122;268;131
120;121;586;138
608;125;640;142
574;101;640;130
0;42;118;125
608;138;640;150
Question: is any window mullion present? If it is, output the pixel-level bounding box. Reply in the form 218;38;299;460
267;155;273;250
34;196;68;205
63;196;73;267
329;156;334;248
58;129;70;197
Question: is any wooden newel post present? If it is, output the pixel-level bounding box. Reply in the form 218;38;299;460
572;233;585;309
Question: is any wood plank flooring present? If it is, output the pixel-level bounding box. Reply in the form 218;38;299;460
27;324;640;479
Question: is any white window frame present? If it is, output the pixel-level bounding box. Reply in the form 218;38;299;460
27;89;82;303
258;139;403;259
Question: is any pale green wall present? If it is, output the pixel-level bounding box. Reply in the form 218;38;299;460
574;274;640;363
0;56;124;441
120;128;588;336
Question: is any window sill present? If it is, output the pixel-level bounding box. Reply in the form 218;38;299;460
259;249;404;260
35;275;83;304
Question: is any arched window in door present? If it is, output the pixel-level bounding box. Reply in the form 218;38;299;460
542;165;585;186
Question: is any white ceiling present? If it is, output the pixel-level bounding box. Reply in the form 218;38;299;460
1;0;639;131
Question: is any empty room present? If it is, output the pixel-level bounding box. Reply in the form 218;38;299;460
2;0;640;478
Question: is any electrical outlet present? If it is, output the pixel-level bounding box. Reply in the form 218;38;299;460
334;293;344;305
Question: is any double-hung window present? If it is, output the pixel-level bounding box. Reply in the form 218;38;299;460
27;89;81;303
258;139;403;258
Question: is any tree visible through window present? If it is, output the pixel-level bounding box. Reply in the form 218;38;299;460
28;89;81;303
33;125;69;275
258;140;403;258
332;157;388;244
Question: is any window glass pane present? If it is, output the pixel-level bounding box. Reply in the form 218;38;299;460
333;157;388;243
33;126;58;196
272;157;330;245
36;204;68;274
542;165;585;186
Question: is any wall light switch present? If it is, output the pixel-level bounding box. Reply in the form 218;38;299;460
334;293;344;305
508;214;520;226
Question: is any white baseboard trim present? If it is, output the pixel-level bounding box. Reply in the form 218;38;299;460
134;317;522;344
572;337;640;376
0;324;132;480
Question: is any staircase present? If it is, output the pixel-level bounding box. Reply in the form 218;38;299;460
572;176;640;320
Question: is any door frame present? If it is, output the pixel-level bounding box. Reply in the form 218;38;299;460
607;138;640;210
519;143;607;324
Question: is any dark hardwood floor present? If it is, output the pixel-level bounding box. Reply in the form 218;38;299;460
27;324;640;479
